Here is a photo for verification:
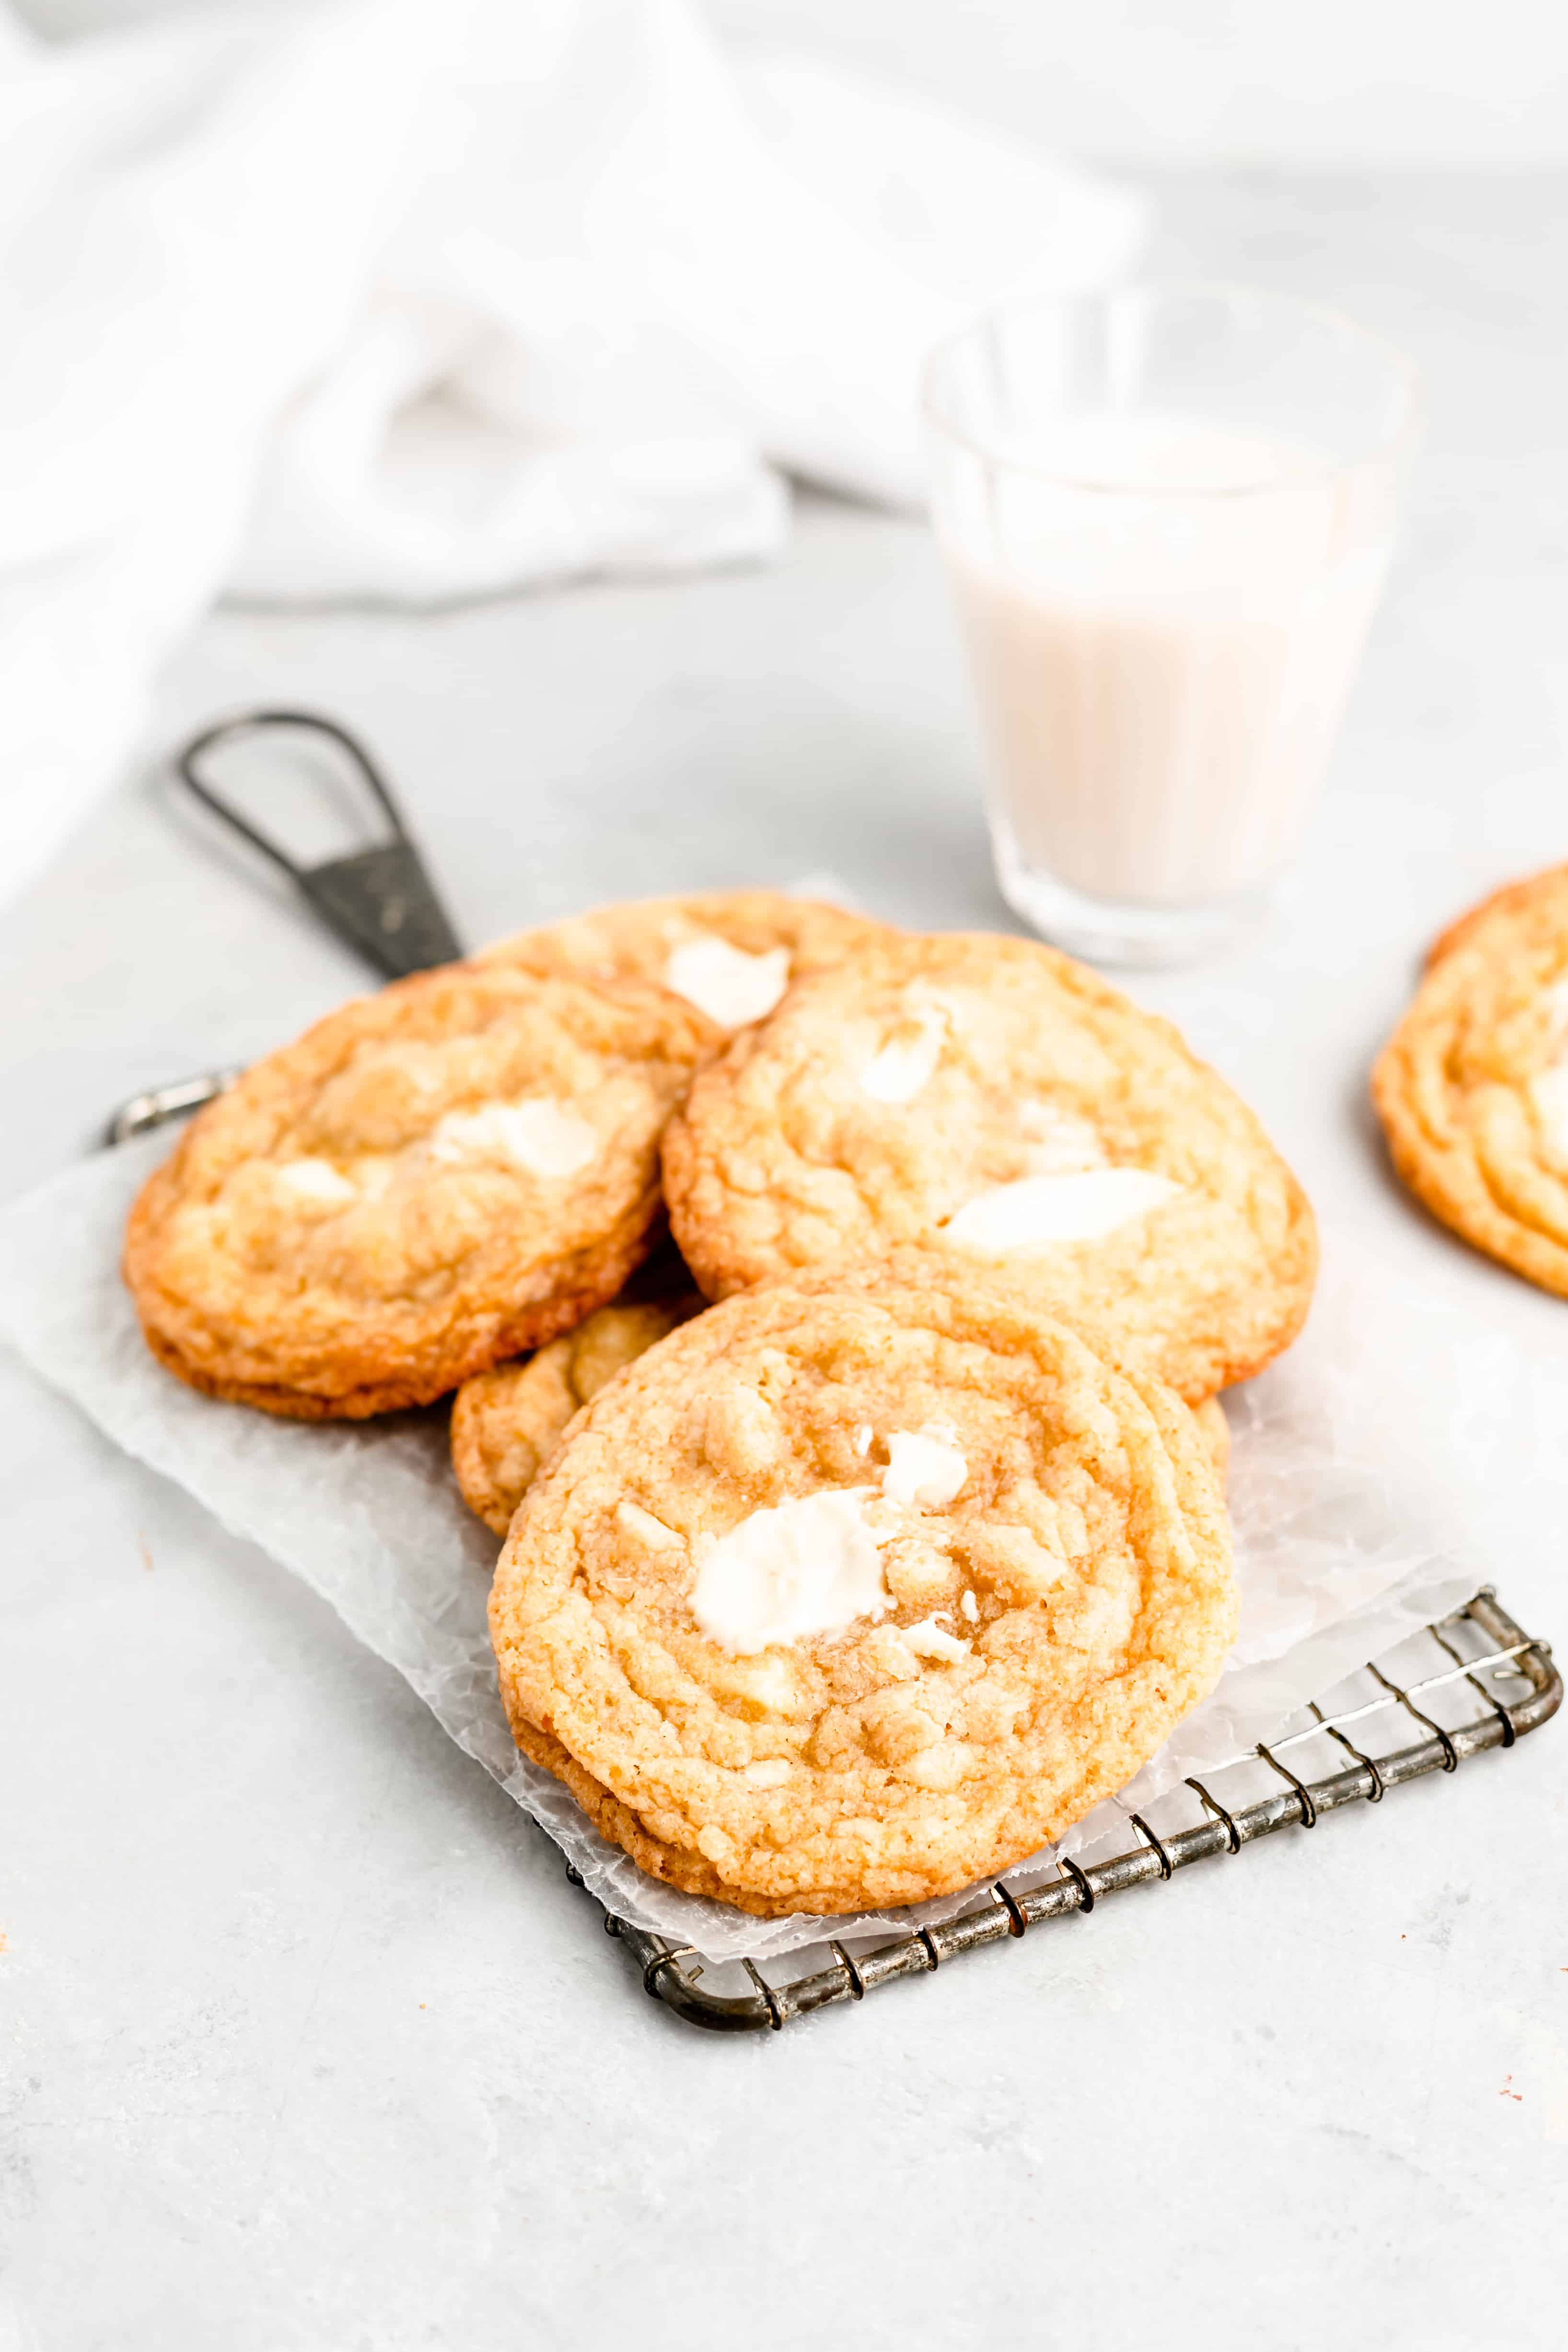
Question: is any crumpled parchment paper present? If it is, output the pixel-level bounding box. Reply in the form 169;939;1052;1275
1;1132;1560;1961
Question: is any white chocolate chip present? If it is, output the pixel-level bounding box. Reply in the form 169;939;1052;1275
430;1098;599;1178
902;1614;970;1664
881;1424;967;1508
274;1158;357;1207
858;1002;947;1105
691;1489;888;1653
615;1501;686;1553
943;1168;1180;1250
663;937;790;1027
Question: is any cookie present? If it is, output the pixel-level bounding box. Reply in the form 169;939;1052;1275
476;889;889;1034
662;930;1316;1403
453;1289;702;1535
1191;1395;1230;1487
1373;862;1568;1295
459;1307;1231;1540
808;1246;1237;1487
489;1264;1237;1917
124;964;713;1418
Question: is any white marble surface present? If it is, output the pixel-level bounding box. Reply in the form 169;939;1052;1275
4;174;1568;2348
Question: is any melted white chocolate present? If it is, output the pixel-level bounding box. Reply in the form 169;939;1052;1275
662;936;790;1027
430;1098;599;1179
691;1487;887;1654
902;1614;970;1664
881;1424;967;1507
858;1003;948;1105
687;1418;974;1657
943;1167;1179;1250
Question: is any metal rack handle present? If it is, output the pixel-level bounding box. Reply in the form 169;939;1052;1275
176;709;407;880
172;710;464;981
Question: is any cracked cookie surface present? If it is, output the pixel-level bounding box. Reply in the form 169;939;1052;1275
458;1297;1231;1540
1373;861;1568;1295
124;964;712;1417
662;930;1316;1403
489;1265;1236;1917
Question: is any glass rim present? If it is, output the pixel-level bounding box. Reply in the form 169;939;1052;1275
919;278;1423;499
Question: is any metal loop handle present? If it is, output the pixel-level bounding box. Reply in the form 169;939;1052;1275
175;710;409;880
171;710;463;981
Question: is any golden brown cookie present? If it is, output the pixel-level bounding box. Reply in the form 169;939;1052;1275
124;965;713;1418
1421;862;1568;971
453;1291;702;1535
1373;863;1568;1294
476;890;890;1034
662;930;1316;1404
1191;1395;1230;1487
489;1265;1237;1917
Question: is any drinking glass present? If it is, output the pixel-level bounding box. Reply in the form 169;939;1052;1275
923;283;1419;965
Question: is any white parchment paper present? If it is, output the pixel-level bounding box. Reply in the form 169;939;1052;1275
2;1134;1562;1960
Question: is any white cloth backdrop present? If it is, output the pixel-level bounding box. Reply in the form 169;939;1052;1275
0;0;1141;901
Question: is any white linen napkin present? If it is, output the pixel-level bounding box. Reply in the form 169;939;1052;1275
0;0;1142;902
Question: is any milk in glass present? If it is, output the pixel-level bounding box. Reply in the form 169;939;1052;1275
945;415;1396;909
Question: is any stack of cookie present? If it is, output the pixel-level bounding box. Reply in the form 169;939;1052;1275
125;891;1316;1918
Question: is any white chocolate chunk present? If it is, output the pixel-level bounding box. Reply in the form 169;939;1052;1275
691;1488;887;1653
614;1501;685;1553
899;1741;974;1788
733;1655;798;1714
881;1424;967;1508
902;1613;970;1664
430;1098;599;1178
663;936;790;1027
852;1422;874;1457
742;1758;794;1787
274;1158;358;1206
943;1168;1180;1250
959;1589;979;1624
858;1003;947;1105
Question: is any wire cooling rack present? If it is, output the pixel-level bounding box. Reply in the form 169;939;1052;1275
572;1587;1558;2033
100;1083;1559;2038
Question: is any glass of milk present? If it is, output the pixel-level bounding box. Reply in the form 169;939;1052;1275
923;284;1419;964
